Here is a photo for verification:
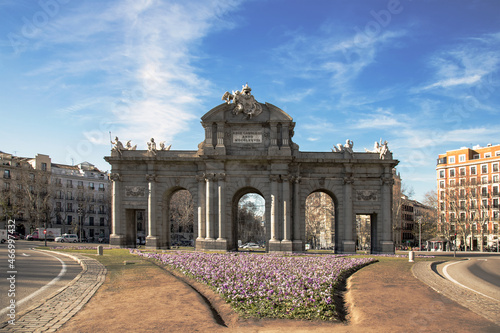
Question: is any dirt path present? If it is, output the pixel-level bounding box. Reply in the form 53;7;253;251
58;259;499;332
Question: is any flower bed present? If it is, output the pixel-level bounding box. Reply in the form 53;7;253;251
132;250;376;321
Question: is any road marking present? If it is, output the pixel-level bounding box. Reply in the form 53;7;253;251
22;253;31;256
442;259;498;302
0;251;67;316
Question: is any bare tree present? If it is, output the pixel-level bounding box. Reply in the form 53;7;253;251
305;192;334;250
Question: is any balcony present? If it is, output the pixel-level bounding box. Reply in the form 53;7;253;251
66;208;74;212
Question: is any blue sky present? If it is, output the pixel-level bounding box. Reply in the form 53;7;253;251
1;0;499;202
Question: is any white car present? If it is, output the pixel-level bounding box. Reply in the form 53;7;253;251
242;242;260;249
55;234;79;243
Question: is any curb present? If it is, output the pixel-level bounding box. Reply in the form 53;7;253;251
412;261;500;327
0;250;107;333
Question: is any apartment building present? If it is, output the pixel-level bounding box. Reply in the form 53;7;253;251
436;144;500;250
0;151;111;241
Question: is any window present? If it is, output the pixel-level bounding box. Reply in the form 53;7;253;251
493;198;499;209
449;169;455;177
482;176;488;184
481;187;488;197
473;154;480;159
449;179;455;186
100;218;105;226
484;153;491;158
460;201;466;210
470;166;476;175
459;167;466;176
3;169;10;179
496;151;500;157
449;156;456;164
67;191;73;200
481;164;488;173
471;177;477;185
78;181;83;188
56;178;62;186
439;170;445;178
459;178;465;186
99;183;105;191
439;181;445;188
89;182;94;190
482;199;488;209
4;182;10;190
494;175;499;183
67;203;73;212
459;154;466;162
67;180;73;188
440;191;445;199
493;186;499;196
67;215;73;225
41;162;47;171
89;217;94;226
493;163;499;172
471;188;477;197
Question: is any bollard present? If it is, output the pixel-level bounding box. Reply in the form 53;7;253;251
408;250;414;262
97;245;103;256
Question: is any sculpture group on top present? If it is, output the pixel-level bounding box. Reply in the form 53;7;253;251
332;139;354;155
330;138;391;159
111;136;171;156
365;139;390;159
222;83;263;119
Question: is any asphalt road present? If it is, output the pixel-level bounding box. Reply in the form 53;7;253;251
0;240;82;321
440;256;500;302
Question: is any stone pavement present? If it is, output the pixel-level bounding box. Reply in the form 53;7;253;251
412;260;500;326
0;251;106;333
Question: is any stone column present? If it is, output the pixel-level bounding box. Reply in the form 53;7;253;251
282;175;292;251
205;174;215;241
343;172;356;253
380;169;395;253
196;174;206;241
215;123;226;155
146;174;157;248
293;176;301;245
269;175;280;250
217;173;226;241
109;172;123;246
282;176;291;241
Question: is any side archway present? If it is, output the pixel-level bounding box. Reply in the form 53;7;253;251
161;187;195;249
305;190;338;251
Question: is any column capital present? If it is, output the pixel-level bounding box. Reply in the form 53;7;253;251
281;175;291;182
110;172;121;181
380;176;394;186
217;173;226;181
269;175;280;182
291;176;302;184
205;173;217;182
343;176;354;185
146;174;157;182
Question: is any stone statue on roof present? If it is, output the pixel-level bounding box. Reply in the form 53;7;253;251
222;83;263;119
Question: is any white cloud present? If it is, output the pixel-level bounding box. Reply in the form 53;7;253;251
20;0;244;146
422;74;482;90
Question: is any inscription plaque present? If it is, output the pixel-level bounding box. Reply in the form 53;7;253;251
233;130;262;143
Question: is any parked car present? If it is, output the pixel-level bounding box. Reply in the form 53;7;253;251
242;242;260;249
55;234;79;243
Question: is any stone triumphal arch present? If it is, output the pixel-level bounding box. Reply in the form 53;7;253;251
105;84;399;253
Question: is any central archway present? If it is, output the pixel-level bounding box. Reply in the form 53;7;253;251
231;188;266;251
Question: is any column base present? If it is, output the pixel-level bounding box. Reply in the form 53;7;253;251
268;239;281;252
145;236;158;249
342;240;356;254
292;240;304;252
281;240;293;252
378;241;394;254
109;234;125;247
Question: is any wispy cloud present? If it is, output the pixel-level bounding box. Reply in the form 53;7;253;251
19;0;244;146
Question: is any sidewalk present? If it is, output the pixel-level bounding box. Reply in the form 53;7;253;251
0;251;106;333
2;254;499;332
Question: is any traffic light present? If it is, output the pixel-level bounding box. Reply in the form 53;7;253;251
43;229;47;234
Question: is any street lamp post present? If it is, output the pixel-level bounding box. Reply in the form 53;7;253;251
78;208;83;242
418;216;422;251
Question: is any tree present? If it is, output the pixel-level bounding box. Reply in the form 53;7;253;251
419;190;438;241
169;190;194;244
305;192;334;250
237;194;265;245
